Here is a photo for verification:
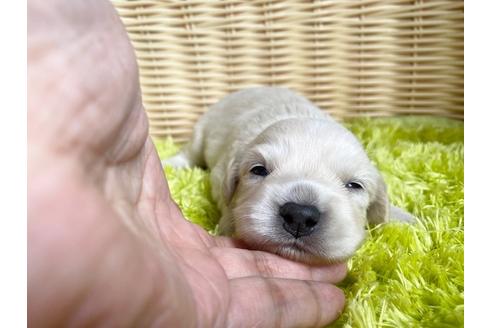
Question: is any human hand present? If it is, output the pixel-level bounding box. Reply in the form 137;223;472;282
28;0;347;326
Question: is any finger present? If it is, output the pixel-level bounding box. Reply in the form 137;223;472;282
211;247;347;283
213;235;249;248
227;277;345;328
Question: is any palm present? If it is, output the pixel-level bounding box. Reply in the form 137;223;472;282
28;0;346;326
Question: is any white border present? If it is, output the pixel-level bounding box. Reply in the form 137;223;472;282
0;0;27;326
465;1;492;327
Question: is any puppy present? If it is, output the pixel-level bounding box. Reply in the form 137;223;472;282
165;87;413;264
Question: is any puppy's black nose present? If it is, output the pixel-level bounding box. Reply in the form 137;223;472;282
279;202;321;238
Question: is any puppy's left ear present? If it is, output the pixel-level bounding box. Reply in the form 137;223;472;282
366;175;390;224
367;174;416;224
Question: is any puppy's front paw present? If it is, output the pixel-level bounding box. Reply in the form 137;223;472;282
162;152;192;168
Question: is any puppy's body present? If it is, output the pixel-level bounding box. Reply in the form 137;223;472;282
169;88;329;212
167;87;412;263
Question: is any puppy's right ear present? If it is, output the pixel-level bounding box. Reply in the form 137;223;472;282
222;156;240;205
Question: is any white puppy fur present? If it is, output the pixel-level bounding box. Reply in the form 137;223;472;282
165;87;414;264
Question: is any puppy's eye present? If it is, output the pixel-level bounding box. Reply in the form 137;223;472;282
250;165;269;177
346;182;364;190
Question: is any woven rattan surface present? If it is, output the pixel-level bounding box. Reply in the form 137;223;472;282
113;0;464;142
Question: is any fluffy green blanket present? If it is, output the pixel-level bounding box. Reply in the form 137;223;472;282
155;117;464;327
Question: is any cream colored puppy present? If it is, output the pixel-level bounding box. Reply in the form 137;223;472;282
165;87;413;264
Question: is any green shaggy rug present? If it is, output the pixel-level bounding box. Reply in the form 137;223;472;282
155;116;464;328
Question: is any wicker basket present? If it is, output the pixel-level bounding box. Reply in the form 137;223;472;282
112;0;464;143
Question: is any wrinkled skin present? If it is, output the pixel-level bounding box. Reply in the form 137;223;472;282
27;0;347;326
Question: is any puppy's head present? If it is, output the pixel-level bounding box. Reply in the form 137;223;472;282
223;118;389;264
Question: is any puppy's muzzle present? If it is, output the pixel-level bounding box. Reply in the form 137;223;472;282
279;202;321;238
